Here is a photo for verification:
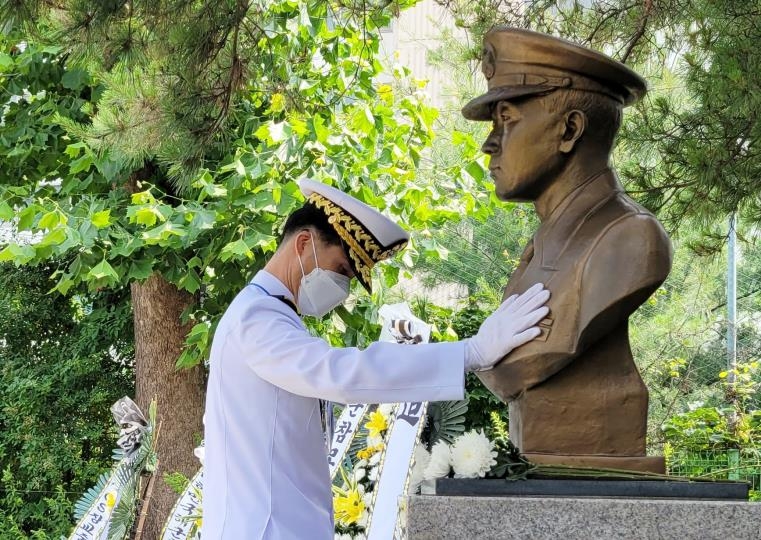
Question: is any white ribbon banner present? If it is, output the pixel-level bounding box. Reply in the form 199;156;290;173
328;403;368;479
365;302;432;540
365;401;427;540
161;468;203;540
68;460;129;540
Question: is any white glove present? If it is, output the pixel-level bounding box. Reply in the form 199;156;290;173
464;283;550;372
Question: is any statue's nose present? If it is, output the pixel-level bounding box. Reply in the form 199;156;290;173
481;130;500;155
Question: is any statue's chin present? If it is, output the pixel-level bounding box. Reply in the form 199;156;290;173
495;183;536;203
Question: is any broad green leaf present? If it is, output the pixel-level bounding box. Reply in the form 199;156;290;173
61;68;90;90
220;239;252;261
38;211;61;230
69;154;93;174
0;52;14;71
87;259;119;280
131;191;155;205
141;222;187;245
38;228;67;247
127;259;154;281
178;270;201;293
91;210;111;229
64;142;87;158
0;200;14;220
189;209;216;230
0;244;36;264
128;206;165;227
17;206;39;231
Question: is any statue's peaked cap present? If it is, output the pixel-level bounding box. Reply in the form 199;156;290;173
462;27;648;121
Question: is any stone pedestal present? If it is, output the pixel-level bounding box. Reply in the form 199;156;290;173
404;495;761;540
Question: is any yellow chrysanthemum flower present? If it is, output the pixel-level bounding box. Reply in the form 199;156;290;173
357;444;384;461
333;488;365;526
105;491;116;509
364;411;388;439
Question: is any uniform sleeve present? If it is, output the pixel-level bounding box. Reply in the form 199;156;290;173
231;298;465;404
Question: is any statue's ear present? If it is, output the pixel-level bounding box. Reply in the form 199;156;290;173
559;110;586;153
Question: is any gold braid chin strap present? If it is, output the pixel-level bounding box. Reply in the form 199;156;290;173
307;192;407;285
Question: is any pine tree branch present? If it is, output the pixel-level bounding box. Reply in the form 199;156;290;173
620;0;653;64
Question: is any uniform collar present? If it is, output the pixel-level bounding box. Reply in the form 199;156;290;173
534;169;622;270
251;270;296;304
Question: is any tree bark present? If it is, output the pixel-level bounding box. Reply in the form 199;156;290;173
131;273;205;539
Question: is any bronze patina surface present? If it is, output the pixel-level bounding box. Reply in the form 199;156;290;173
465;28;672;473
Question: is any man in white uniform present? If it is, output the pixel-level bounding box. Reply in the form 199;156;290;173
202;179;549;539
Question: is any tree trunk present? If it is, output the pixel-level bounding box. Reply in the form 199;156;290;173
132;273;205;539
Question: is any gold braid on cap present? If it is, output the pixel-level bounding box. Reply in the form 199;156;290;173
307;192;407;286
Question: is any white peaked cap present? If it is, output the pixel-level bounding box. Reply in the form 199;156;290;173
298;179;409;292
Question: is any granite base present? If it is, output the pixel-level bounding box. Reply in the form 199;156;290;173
404;495;761;540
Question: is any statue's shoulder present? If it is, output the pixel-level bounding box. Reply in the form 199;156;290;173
586;191;671;251
581;192;673;285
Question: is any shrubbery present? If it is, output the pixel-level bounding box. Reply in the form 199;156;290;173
0;263;133;537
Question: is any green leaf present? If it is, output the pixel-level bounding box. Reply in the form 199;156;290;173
61;68;90;90
69;153;93;174
178;270;201;293
127;259;154;281
91;210;111;229
38;228;67;247
87;260;119;282
0;244;36;264
127;206;166;227
0;200;14;220
0;52;14;71
220;239;252;261
16;206;39;231
141;222;186;245
38;211;61;230
64;142;88;158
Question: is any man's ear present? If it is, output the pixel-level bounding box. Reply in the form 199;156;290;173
294;229;313;256
559;109;586;153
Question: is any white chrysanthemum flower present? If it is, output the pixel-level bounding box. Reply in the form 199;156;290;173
357;508;369;527
362;491;373;507
193;445;205;465
353;533;366;540
368;466;379;482
356;458;368;469
408;443;431;494
369;451;382;467
423;441;451;480
366;435;384;447
378;403;395;417
450;429;497;478
353;467;366;482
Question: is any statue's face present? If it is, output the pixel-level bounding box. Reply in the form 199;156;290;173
481;97;566;201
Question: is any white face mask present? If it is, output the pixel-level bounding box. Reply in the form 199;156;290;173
296;234;351;317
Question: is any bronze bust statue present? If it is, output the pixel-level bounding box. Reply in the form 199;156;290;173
463;28;673;473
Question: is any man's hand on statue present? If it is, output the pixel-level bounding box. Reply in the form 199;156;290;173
464;283;550;372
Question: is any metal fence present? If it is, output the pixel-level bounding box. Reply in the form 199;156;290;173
668;448;761;495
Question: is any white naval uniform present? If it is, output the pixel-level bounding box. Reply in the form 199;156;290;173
202;271;465;539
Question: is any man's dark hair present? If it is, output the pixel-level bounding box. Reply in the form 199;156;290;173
279;202;342;247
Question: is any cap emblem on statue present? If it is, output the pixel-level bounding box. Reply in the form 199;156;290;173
298;179;409;293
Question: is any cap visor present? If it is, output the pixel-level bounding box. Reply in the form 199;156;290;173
461;85;556;120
